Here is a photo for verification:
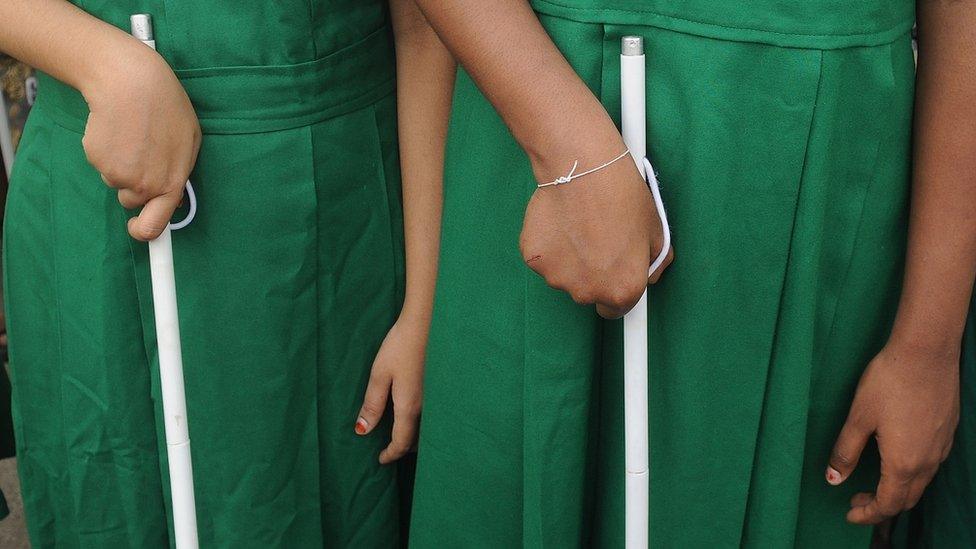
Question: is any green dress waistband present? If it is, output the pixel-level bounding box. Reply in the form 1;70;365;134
532;0;915;49
36;24;395;135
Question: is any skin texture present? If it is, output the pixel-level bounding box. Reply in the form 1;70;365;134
413;0;672;319
827;0;976;525
354;0;455;464
0;0;199;241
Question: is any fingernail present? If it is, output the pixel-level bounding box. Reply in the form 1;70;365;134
355;417;368;435
826;466;842;485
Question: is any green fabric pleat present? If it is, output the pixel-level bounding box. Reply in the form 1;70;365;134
411;13;914;548
894;294;976;548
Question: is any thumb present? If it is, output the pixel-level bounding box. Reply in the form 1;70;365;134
595;303;625;320
127;191;182;241
828;416;871;485
356;372;390;436
647;246;674;285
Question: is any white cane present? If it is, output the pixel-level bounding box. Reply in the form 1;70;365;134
621;35;671;549
130;14;200;549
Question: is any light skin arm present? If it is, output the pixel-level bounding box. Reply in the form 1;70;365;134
0;0;199;240
355;0;455;464
413;0;672;319
0;0;120;92
828;0;976;524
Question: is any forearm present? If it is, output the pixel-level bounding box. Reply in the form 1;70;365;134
889;0;976;354
0;0;149;98
390;0;455;326
412;0;624;180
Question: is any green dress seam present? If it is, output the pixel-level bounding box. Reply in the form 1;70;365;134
371;103;405;309
46;118;76;546
782;64;829;549
816;49;899;366
532;0;914;50
31;80;396;137
307;120;327;546
737;49;825;549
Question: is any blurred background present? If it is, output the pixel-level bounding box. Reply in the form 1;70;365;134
0;52;33;549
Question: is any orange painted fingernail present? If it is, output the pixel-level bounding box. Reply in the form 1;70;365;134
826;466;842;485
355;417;368;435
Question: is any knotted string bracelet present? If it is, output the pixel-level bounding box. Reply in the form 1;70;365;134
537;150;632;188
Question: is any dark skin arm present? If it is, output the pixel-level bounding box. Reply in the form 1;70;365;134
413;0;672;319
828;0;976;524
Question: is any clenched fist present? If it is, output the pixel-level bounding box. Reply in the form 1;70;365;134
520;144;673;318
82;39;200;241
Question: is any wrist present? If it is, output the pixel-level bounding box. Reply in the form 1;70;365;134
520;102;626;185
78;36;165;102
396;304;432;333
527;125;628;187
885;328;962;364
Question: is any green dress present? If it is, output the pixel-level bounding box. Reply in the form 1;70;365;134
4;2;406;547
411;1;916;547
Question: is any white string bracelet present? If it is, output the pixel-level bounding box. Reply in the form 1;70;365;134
538;149;631;188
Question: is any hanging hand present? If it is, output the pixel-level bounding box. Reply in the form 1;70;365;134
355;314;427;464
827;342;960;524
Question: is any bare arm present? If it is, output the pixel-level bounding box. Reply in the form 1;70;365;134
0;0;136;95
0;0;199;240
355;0;455;464
828;0;976;525
393;0;454;333
414;1;672;318
892;2;976;354
412;1;617;174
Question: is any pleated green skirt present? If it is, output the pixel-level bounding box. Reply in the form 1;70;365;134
411;13;915;548
4;80;406;548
